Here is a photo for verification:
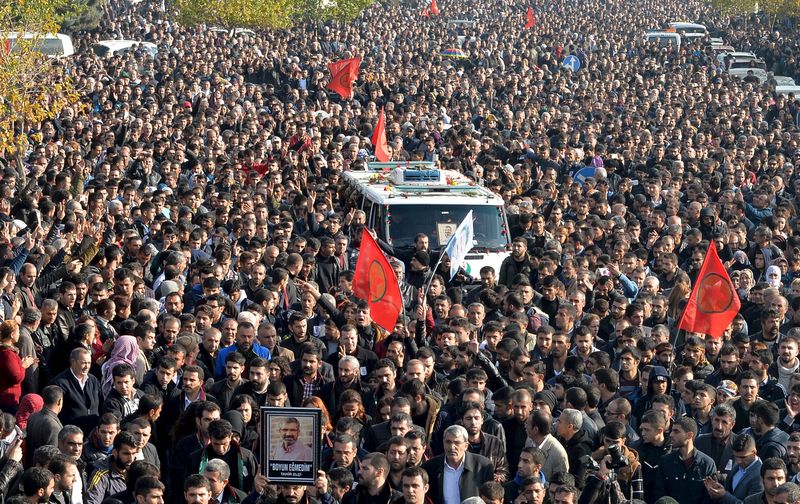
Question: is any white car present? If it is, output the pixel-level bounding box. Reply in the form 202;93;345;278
773;76;796;86
668;22;708;40
209;27;257;36
777;85;800;96
4;32;74;58
717;51;757;67
645;31;681;49
92;40;158;57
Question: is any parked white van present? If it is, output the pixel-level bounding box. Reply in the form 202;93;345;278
92;40;158;58
4;32;74;58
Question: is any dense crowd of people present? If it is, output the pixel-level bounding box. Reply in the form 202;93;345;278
2;0;800;503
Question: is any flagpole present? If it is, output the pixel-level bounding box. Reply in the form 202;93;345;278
422;239;449;302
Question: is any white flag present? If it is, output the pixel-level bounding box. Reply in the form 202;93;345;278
444;210;474;280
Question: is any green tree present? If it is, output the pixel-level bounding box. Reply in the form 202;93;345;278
760;0;800;28
707;0;758;16
0;0;81;154
172;0;375;30
61;0;105;33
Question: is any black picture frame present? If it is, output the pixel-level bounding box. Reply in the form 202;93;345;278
260;406;321;485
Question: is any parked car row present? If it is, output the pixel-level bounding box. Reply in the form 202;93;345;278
644;21;799;95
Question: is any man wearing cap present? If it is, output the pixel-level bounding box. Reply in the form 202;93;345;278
406;251;431;290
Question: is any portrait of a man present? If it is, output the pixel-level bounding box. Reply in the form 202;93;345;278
271;417;313;461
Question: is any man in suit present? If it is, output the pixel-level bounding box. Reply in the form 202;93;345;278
703;433;763;503
49;348;101;435
203;459;247;504
421;425;494;504
26;385;63;464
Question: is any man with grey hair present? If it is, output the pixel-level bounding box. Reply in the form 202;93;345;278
774;482;800;504
421;425;493;504
695;403;737;480
203;458;247;504
19;306;41;393
555;408;593;489
321;352;371;415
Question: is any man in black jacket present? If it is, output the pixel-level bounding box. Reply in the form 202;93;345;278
25;386;63;464
555;408;593;490
421;425;494;504
461;401;509;483
188;420;258;495
49;348;100;435
654;416;716;504
284;343;331;407
342;453;400;504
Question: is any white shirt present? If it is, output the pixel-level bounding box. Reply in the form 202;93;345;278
443;457;465;504
70;369;88;390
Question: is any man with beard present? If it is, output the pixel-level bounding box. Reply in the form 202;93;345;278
770;336;800;391
702;434;763;502
86;432;139;504
543;333;570;381
342;453;401;504
272;417;314;461
744;400;789;460
461;401;509;483
385;436;409;491
499;238;532;288
209;352;247;412
233;357;270;406
398;380;441;448
184;474;211;504
188;420;258;493
503;389;533;475
680;336;715;381
325;325;378;377
321;355;372;415
786;433;800;482
705;344;742;387
695;404;737;481
654;417;716;503
749;348;786;404
21;468;54;504
214;322;270;379
284;343;331;406
47;455;77;504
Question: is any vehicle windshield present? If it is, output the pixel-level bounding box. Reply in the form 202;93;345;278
387;204;507;251
11;37;64;56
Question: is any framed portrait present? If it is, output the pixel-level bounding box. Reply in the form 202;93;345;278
260;407;321;485
436;222;457;246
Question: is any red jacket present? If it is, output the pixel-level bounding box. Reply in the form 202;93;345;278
0;346;24;407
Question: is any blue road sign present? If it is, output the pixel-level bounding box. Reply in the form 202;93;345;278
563;54;580;72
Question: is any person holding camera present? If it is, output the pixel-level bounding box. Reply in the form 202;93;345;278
577;422;643;504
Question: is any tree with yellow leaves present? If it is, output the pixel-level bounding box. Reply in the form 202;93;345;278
173;0;375;31
0;0;81;155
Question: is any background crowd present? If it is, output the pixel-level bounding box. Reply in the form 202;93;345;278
2;0;800;503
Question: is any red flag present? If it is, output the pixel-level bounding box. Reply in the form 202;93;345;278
430;0;440;15
371;107;390;162
326;57;360;100
421;7;430;17
353;229;402;332
678;240;741;339
246;163;270;177
525;7;535;29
